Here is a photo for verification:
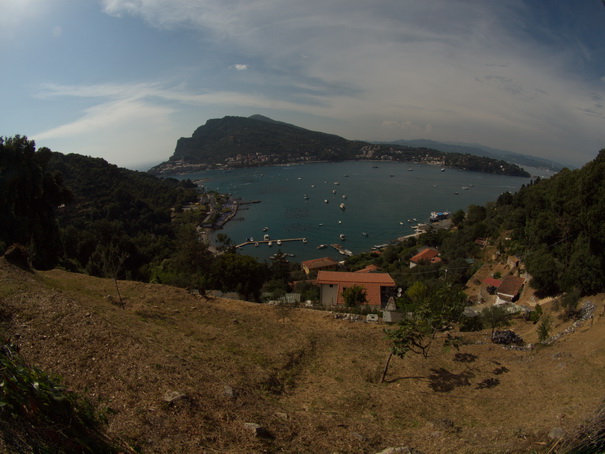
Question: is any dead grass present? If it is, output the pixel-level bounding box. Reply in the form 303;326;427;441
1;257;604;453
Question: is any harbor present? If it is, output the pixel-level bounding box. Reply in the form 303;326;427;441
173;161;531;262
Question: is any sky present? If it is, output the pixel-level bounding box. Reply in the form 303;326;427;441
1;0;605;170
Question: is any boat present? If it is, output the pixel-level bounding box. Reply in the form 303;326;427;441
400;221;405;225
263;226;269;232
255;242;259;247
441;167;445;172
317;244;327;249
318;223;324;226
430;211;451;222
462;186;469;190
342;194;347;199
339;202;345;210
332;189;337;194
324;199;329;203
302;238;307;244
263;234;270;240
268;241;273;247
408;167;413;171
311;184;315;188
339;233;346;240
304;194;309;200
276;240;282;246
361;232;369;237
333;182;340;185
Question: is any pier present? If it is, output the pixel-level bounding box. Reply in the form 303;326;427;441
235;237;308;248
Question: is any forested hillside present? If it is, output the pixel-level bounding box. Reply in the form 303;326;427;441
149;115;530;177
346;149;605;302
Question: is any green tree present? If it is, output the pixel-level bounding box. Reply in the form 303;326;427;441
537;314;553;343
480;305;511;339
210;253;267;301
381;282;466;383
0;136;72;268
342;285;368;308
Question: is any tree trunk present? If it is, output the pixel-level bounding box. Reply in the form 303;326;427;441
380;352;393;384
114;277;124;309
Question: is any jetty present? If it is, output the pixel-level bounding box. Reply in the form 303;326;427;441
235;238;308;248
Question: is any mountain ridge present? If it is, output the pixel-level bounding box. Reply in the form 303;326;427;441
148;115;530;177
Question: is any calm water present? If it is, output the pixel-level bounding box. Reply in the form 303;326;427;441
173;161;532;262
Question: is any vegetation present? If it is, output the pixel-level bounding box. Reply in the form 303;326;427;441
0;339;121;453
150;115;530;177
0;136;72;269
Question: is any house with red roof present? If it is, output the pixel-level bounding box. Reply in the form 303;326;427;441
409;248;441;268
316;270;396;309
301;257;339;276
495;276;525;304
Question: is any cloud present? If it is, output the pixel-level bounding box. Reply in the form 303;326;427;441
77;1;605;165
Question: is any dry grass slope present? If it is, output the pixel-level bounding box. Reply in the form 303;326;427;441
0;257;604;453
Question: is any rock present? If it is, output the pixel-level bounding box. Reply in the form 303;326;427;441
274;412;288;420
492;330;524;345
163;390;187;404
243;422;271;438
351;432;367;441
375;447;424;454
223;385;234;398
548;426;565;440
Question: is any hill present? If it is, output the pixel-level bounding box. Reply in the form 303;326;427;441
1;257;604;453
380;139;567;171
148;115;530;177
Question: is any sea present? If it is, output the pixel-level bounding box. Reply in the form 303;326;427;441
170;161;545;263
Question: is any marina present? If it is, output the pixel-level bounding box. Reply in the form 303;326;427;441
171;161;532;262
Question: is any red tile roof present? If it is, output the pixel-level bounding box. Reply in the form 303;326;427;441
316;271;396;307
484;277;503;288
355;264;380;273
496;276;525;298
302;257;338;270
410;248;440;264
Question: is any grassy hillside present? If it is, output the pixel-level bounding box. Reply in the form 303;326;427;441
1;257;604;453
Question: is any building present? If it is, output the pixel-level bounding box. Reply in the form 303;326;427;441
316;270;396;309
301;257;339;276
495;276;525;305
409;248;441;268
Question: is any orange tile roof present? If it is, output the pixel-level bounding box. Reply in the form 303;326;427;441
410;248;440;264
316;271;396;307
355;264;379;273
316;271;396;285
302;257;338;270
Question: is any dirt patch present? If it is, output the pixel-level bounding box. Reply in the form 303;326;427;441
1;258;604;453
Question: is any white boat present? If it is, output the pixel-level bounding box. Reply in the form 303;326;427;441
255;242;259;247
361;232;368;237
339;202;345;209
324;199;329;203
268;241;273;247
302;238;307;244
263;234;270;240
332;189;337;194
277;240;282;246
342;194;347;199
317;244;327;249
304;194;309;200
441;167;445;172
339;233;346;240
263;226;269;232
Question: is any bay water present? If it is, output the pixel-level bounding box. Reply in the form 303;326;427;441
174;161;534;263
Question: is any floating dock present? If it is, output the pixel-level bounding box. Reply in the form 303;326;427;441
235;238;308;248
